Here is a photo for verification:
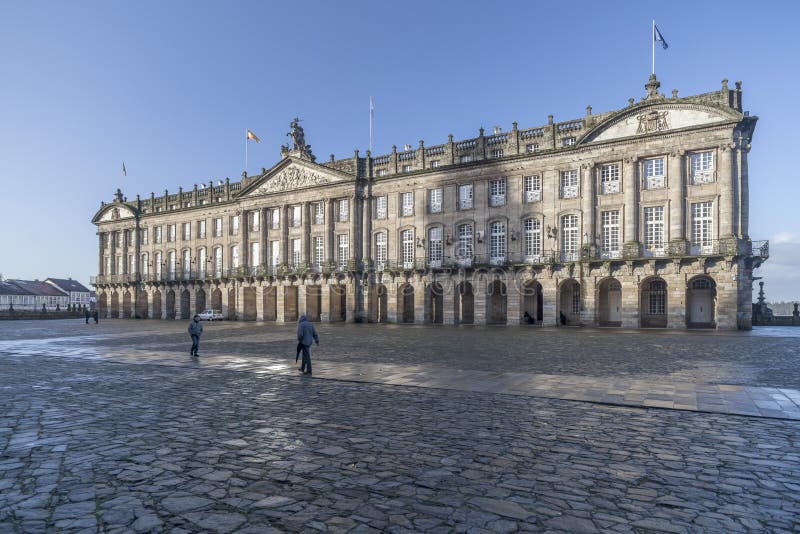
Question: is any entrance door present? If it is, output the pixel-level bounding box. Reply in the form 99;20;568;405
608;286;621;323
691;294;712;323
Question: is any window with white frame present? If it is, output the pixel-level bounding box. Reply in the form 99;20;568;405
601;210;620;258
691;201;713;254
490;149;504;158
523;175;541;202
182;222;191;240
270;240;280;268
197;247;206;277
231;215;239;236
291;238;301;265
430;160;440;168
313;202;324;224
250;211;260;231
182;249;191;279
690;151;715;184
141;253;149;276
459;154;474;163
600;164;620;194
429;188;442;213
167;224;176;242
231;245;239;269
154;252;162;277
270;208;280;229
562;137;576;146
154;226;162;244
644;206;665;255
456;223;473;261
489;221;506;265
376;168;387;177
402;164;412;173
374;232;387;268
560;170;578;198
571;282;581;314
197;220;206;239
117;232;123;247
525;143;538;153
337;234;349;269
374;196;387;219
524;219;541;260
648;280;667;315
167;250;176;279
291;205;302;227
213;218;222;237
400;192;413;216
213;247;222;276
561;214;579;261
644;158;665;189
129;254;135;275
313;236;324;271
489;179;506;207
250;242;260;268
338;199;349;222
428;227;443;267
141;228;149;245
116;255;123;275
400;229;414;268
458;184;473;210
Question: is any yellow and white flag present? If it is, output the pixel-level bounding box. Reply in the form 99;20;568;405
246;130;261;143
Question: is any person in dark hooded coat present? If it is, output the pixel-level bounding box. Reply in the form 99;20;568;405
296;314;319;375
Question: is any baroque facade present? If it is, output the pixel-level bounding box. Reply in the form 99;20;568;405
91;76;768;329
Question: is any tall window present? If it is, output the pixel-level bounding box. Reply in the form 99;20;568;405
648;280;667;315
489;221;506;265
691;201;713;254
270;209;280;229
375;196;387;219
458;184;473;210
270;241;280;268
374;232;387;268
400;229;414;268
197;247;206;277
561;214;578;261
154;226;162;244
313;202;324;224
401;164;412;173
213;247;222;276
489;179;506;207
129;254;135;275
182;222;191;240
141;228;149;245
560;170;578;198
690;151;715;184
250;242;260;268
155;252;162;278
338;199;349;222
428;189;442;214
248;211;259;231
524;219;541;260
644;206;665;256
197;220;206;239
291;238;301;265
231;245;239;268
601;210;620;259
456;223;473;263
644;158;665;189
291;205;302;227
600;164;620;194
182;249;191;279
523;175;541;203
167;250;176;280
428;227;443;267
231;215;239;236
400;192;413;216
337;234;349;269
167;224;176;242
141;252;149;276
313;236;324;272
562;137;576;146
213;218;222;237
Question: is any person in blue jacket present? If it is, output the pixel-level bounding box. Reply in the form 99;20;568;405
296;314;319;375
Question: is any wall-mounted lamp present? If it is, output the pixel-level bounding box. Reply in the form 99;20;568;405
416;237;425;248
476;231;484;243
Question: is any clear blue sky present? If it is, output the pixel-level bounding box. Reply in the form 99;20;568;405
1;0;798;301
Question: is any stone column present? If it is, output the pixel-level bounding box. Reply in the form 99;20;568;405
414;279;426;324
326;198;335;264
386;280;398;323
261;207;269;272
581;163;595;253
622;157;638;254
160;288;168;320
541;277;558;326
147;288;155;319
298;283;308;318
255;284;264;321
302;202;311;265
718;145;735;238
281;205;289;267
346;280;357;322
620;270;639;328
474;276;488;325
98;232;105;276
221;283;230;319
506;275;521;325
276;283;287;323
110;231;117;275
442;277;455;325
668;151;686;247
241;210;250;269
320;282;331;322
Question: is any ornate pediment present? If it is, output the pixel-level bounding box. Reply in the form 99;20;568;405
244;161;348;197
98;204;135;222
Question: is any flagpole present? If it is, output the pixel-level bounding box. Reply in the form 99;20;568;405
369;97;373;153
245;128;248;175
652;20;655;75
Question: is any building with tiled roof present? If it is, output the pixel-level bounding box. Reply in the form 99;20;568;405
45;278;92;308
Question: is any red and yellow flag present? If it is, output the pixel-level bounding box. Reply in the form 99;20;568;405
246;130;261;143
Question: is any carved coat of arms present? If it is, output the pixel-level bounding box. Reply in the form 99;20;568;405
636;110;669;135
255;166;332;194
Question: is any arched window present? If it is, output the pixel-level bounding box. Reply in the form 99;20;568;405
400;229;414;269
231;245;239;269
692;278;712;289
154;252;162;278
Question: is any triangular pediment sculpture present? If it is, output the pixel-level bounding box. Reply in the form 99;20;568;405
241;159;351;197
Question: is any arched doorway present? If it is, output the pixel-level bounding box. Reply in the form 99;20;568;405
371;283;388;323
487;280;507;324
522;280;543;324
195;288;206;315
398;283;414;323
330;285;345;322
687;276;716;328
152;290;162;319
242;287;257;321
122;290;132;318
428;282;443;324
135;291;148;319
180;289;190;320
110;291;119;319
166;289;176;319
263;286;277;321
558;279;581;325
284;286;298;322
227;287;236;320
98;292;108;317
306;285;322;322
640;277;667;328
210;288;222;313
597;278;622;327
455;281;474;324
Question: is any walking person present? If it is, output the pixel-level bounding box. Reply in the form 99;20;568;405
84;307;90;324
188;314;203;357
93;310;99;324
296;314;319;376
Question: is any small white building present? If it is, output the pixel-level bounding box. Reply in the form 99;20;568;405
3;279;69;311
45;278;92;308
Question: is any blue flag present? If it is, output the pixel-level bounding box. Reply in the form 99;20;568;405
654;24;668;50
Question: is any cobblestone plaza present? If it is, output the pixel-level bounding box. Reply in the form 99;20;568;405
1;320;799;532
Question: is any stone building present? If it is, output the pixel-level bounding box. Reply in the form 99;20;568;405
91;75;768;329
